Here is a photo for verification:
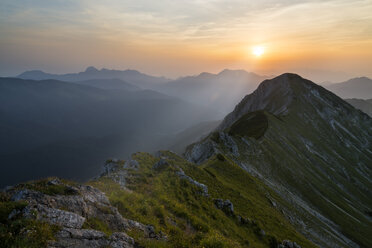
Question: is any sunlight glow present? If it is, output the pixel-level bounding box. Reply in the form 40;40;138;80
252;46;265;57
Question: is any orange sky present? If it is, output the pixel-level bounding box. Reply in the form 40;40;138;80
1;0;372;82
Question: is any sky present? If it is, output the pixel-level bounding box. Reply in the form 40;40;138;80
0;0;372;82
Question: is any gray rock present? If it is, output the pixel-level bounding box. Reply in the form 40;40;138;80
23;204;86;229
176;169;208;196
153;159;169;170
214;199;234;215
127;219;166;240
219;132;239;156
124;160;139;169
53;222;142;247
103;162;121;175
185;140;218;164
47;178;61;186
109;232;135;248
281;240;301;248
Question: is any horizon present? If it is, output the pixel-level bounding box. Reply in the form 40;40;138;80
4;66;372;84
1;0;372;82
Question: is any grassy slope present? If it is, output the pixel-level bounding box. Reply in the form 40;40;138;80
216;102;372;247
89;152;316;248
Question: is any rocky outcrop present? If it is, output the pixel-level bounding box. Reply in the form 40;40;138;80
218;132;239;156
100;159;140;189
6;178;164;247
278;240;301;248
48;228;136;248
185;140;218;164
176;168;208;196
214;199;234;215
153;159;170;170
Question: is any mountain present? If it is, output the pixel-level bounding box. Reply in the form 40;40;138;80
0;77;218;187
2;73;371;248
186;73;372;248
74;78;141;91
346;98;372;117
18;67;169;89
158;69;268;117
326;77;372;99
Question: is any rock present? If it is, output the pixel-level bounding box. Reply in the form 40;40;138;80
185;140;219;164
103;161;121;175
218;132;239;156
124;160;139;169
237;215;251;225
7;181;163;247
23;204;86;229
214;199;234;215
281;240;301;248
8;209;21;219
100;160;128;189
47;178;61;186
153;159;169;170
127;219;167;240
270;199;277;208
176;169;209;196
109;232;136;248
49;228;136;248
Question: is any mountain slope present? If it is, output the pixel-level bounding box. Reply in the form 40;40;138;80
158;69;268;116
186;73;372;248
346;98;372;117
0;77;218;187
74;78;141;91
327;77;372;99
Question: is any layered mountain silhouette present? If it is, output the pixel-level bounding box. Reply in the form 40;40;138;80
346;98;372;117
158;69;268;116
187;73;372;247
18;66;169;89
327;77;372;99
0;77;218;187
17;68;269;118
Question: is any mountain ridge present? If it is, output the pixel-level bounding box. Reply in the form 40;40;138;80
186;73;372;247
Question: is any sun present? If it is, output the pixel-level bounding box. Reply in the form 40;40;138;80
252;46;265;57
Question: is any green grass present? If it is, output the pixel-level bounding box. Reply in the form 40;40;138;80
89;152;316;248
82;217;113;236
13;178;80;196
227;111;268;139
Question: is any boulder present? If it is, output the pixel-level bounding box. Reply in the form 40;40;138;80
214;199;234;215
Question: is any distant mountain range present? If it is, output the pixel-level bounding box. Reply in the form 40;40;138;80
326;76;372;99
158;69;268;116
0;77;218;187
18;67;269;118
18;66;169;89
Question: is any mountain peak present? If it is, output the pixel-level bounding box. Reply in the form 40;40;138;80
84;66;99;73
218;73;336;130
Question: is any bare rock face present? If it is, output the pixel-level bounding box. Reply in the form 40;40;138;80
48;228;136;248
6;178;163;247
185;140;219;164
279;240;302;248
